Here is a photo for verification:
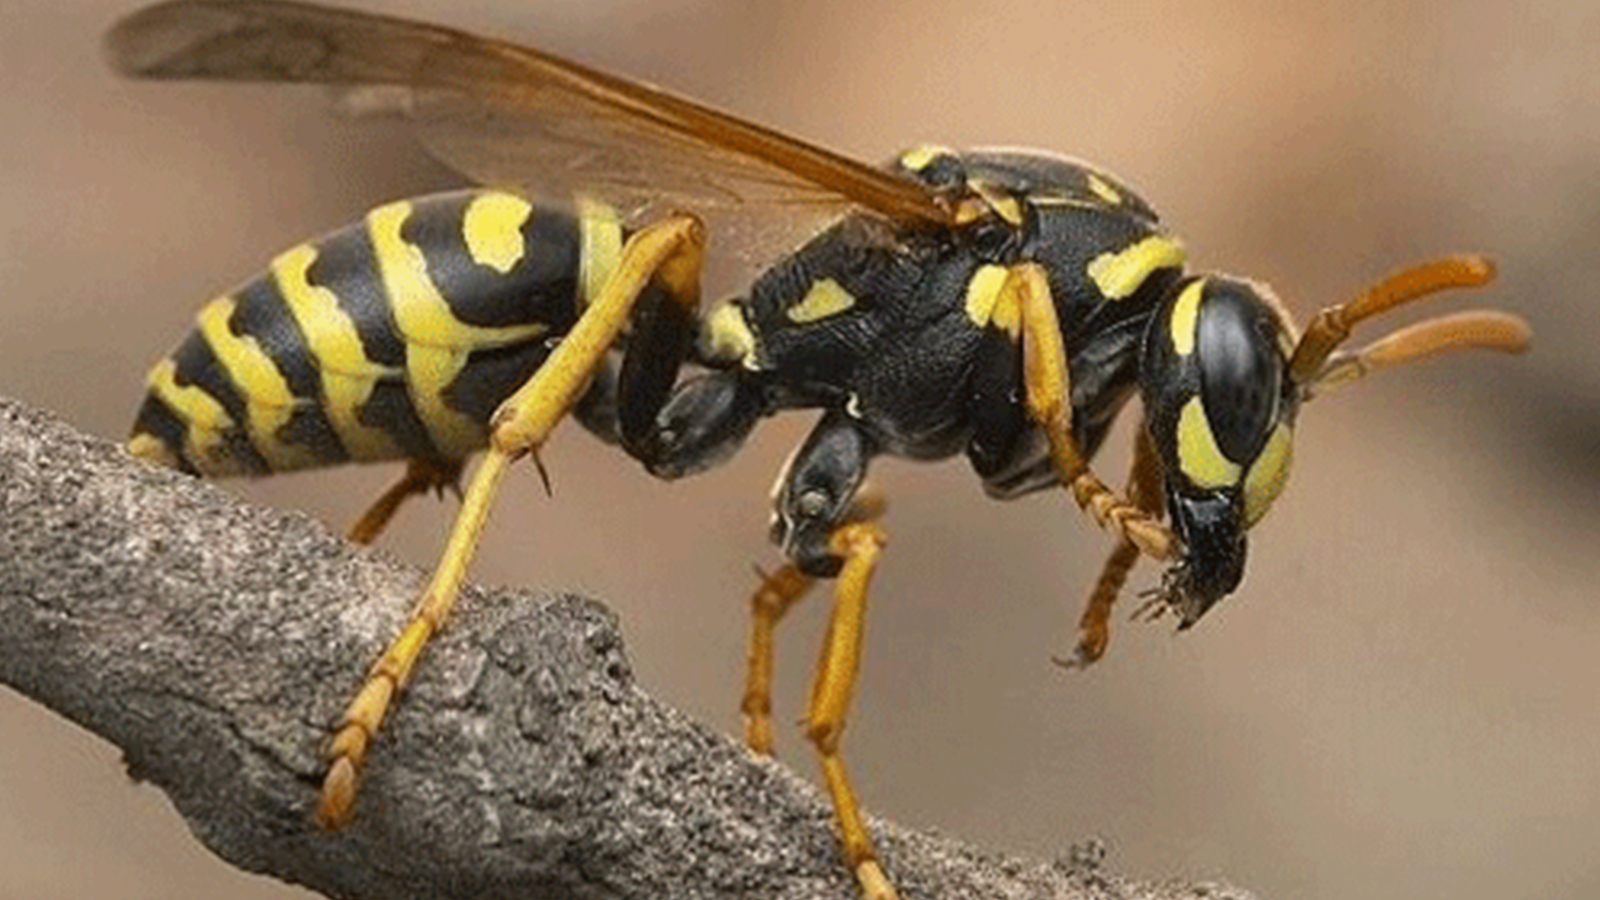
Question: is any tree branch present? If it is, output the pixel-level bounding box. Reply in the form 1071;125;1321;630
0;396;1256;900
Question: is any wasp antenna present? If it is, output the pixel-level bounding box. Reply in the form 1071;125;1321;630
1289;254;1498;385
1311;309;1532;396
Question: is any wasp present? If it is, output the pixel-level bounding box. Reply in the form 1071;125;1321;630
107;2;1531;897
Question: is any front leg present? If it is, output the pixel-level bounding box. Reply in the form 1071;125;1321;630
1004;263;1177;561
1060;422;1166;668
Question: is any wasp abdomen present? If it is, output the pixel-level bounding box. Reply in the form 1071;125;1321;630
129;190;619;477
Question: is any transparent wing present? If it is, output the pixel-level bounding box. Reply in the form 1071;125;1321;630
106;0;950;241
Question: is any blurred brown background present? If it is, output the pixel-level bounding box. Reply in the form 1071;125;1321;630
2;1;1598;898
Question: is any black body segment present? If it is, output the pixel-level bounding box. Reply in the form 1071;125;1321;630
732;150;1185;479
129;190;599;476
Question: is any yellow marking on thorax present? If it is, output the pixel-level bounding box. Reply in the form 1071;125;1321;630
1243;421;1294;527
900;144;954;172
787;278;856;324
1087;236;1186;301
196;296;320;471
700;301;758;367
969;179;1025;227
462;192;533;274
270;242;403;461
1029;196;1106;211
964;264;1011;329
1170;279;1206;356
1086;172;1122;206
578;195;623;309
145;357;235;473
1176;396;1241;489
367;200;549;459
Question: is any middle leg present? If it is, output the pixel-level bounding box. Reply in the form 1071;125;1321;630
346;457;464;545
1059;423;1165;667
755;410;901;897
804;517;896;900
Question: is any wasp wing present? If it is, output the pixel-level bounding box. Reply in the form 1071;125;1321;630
106;0;949;237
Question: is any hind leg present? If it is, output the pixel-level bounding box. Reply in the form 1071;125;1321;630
316;213;706;827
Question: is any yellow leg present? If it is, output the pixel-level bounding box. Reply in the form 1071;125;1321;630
346;457;464;546
741;563;816;756
804;520;897;900
1060;424;1165;668
315;213;707;829
1004;263;1175;561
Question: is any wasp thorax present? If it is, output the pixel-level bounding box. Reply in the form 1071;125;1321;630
1140;275;1299;621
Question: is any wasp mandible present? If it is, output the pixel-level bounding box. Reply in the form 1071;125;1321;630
107;2;1532;897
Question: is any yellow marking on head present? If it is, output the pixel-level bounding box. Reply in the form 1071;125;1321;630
700;301;758;366
1242;421;1294;527
270;242;402;461
462;192;533;274
367;200;549;459
196;297;321;471
577;195;623;310
1170;279;1206;356
1176;396;1241;489
963;264;1010;328
1087;236;1186;301
126;432;182;470
900;144;953;172
1086;172;1122;206
144;358;238;474
787;278;856;324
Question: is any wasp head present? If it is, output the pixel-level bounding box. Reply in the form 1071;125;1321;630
1139;275;1299;627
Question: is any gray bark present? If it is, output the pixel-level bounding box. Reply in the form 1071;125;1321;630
0;396;1256;900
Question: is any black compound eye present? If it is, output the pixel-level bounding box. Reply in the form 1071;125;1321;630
1195;279;1284;465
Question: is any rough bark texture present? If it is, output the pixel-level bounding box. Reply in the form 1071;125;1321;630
0;396;1257;900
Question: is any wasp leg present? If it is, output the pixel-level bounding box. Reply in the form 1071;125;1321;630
346;457;464;546
1060;423;1165;668
760;412;897;896
315;212;706;829
1006;263;1176;561
741;475;888;758
806;517;896;900
741;563;815;755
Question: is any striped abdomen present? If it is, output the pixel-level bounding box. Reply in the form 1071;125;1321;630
129;190;623;477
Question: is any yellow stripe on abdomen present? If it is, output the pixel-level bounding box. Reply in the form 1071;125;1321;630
144;358;240;475
270;242;404;461
195;296;322;471
366;200;548;460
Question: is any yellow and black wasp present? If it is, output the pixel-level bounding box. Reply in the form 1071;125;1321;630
107;1;1531;897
